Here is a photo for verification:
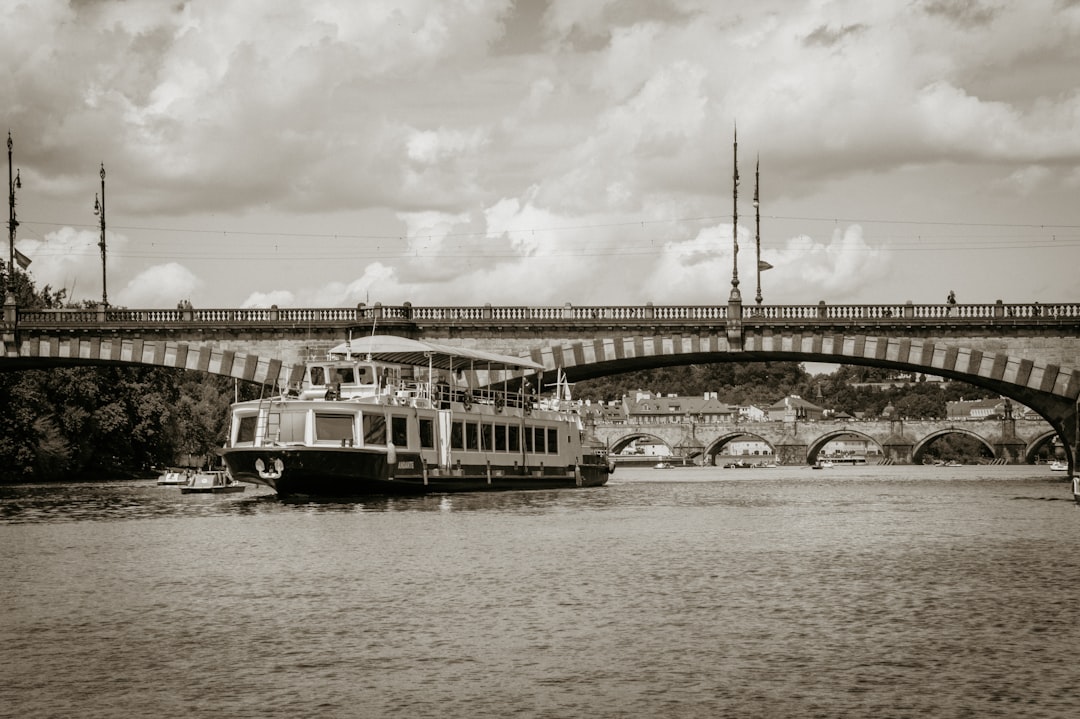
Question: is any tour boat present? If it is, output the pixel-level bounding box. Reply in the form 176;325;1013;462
219;335;613;497
179;470;246;494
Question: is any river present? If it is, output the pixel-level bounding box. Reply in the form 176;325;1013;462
2;465;1078;718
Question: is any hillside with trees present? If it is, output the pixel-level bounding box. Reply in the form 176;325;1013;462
574;362;995;419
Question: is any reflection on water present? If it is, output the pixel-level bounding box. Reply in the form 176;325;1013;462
2;465;1078;719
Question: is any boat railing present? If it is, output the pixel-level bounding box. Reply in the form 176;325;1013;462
389;379;434;408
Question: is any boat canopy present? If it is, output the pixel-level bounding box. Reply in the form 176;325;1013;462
329;335;544;372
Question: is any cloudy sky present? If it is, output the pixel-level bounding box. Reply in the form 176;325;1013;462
4;0;1080;310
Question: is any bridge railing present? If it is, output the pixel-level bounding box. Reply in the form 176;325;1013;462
742;302;1080;321
11;301;1080;329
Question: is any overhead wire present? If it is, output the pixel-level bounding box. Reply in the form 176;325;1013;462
15;211;1080;261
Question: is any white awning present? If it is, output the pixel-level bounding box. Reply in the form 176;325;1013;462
329;335;543;372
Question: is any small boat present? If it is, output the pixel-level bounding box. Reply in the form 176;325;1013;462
654;461;674;469
945;460;963;467
180;470;246;494
156;469;187;485
1050;461;1069;472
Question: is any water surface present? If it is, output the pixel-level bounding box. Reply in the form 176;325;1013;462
2;465;1078;718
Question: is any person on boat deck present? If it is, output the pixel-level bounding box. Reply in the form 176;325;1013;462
435;375;451;408
947;290;956;305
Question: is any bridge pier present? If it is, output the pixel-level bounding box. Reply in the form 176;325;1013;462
882;420;915;464
774;440;807;466
2;294;16;358
993;415;1026;464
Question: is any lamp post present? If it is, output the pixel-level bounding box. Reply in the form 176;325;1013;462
729;125;741;302
93;163;107;307
7;131;21;277
754;156;761;305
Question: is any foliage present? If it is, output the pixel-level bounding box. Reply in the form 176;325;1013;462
574;361;814;406
0;269;261;482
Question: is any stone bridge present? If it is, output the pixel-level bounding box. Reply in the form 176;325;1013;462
591;416;1058;466
2;296;1078;474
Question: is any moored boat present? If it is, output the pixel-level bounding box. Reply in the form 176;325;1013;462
219;335;613;498
1050;460;1068;472
180;470;246;494
157;469;187;485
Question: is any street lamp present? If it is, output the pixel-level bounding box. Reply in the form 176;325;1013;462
7;131;21;277
729;125;741;303
93;163;107;307
754;157;761;305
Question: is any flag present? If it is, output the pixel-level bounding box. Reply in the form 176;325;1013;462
758;260;773;271
14;247;31;270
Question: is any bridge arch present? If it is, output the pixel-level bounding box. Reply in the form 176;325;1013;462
1023;431;1063;464
0;339;302;389
522;331;1079;471
805;429;883;465
5;307;1078;474
607;431;673;456
911;428;996;464
702;431;775;466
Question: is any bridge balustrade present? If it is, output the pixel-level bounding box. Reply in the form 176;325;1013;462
9;301;1080;330
18;309;101;324
410;307;486;320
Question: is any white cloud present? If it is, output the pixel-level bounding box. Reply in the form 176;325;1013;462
763;225;893;302
241;290;296;309
18;226;128;304
5;0;1077;311
115;263;202;307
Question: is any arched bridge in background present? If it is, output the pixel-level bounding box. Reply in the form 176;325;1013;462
590;416;1059;466
2;296;1078;474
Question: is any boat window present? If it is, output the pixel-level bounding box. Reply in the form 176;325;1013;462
450;421;464;450
391;416;408;447
508;425;520;453
315;413;355;442
534;426;546;454
310;366;326;385
523;425;534;452
236;415;258;445
465;422;479;451
546;428;558;454
418;418;435;450
494;424;507;452
363;414;386;445
334;366;355;384
481;423;493;452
